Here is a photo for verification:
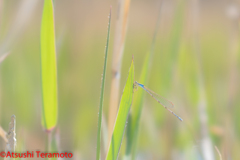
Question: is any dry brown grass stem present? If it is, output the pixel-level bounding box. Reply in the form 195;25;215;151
5;115;16;160
107;0;131;146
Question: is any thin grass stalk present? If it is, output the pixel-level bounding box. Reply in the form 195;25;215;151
55;128;60;151
226;12;239;106
101;113;108;152
51;128;60;152
96;8;112;160
191;0;214;159
223;6;240;158
49;129;58;160
48;132;52;153
107;0;131;145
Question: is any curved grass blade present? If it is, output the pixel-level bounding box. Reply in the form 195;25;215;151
106;59;134;160
96;8;112;160
41;0;58;131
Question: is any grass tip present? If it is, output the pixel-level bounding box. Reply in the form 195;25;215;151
109;6;112;16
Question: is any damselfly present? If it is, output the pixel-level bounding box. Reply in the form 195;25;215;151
134;81;183;121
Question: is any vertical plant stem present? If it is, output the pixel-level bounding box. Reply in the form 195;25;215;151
223;5;240;158
45;133;48;152
107;0;131;145
191;0;214;159
48;132;52;153
96;8;112;160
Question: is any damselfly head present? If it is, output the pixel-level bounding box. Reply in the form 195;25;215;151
133;82;138;92
134;81;140;86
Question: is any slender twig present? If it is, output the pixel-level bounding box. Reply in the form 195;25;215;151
107;0;131;146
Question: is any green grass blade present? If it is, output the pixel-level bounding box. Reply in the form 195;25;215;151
40;0;58;131
106;59;134;160
96;8;112;160
125;52;150;159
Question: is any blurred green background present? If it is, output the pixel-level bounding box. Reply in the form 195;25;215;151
0;0;240;159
